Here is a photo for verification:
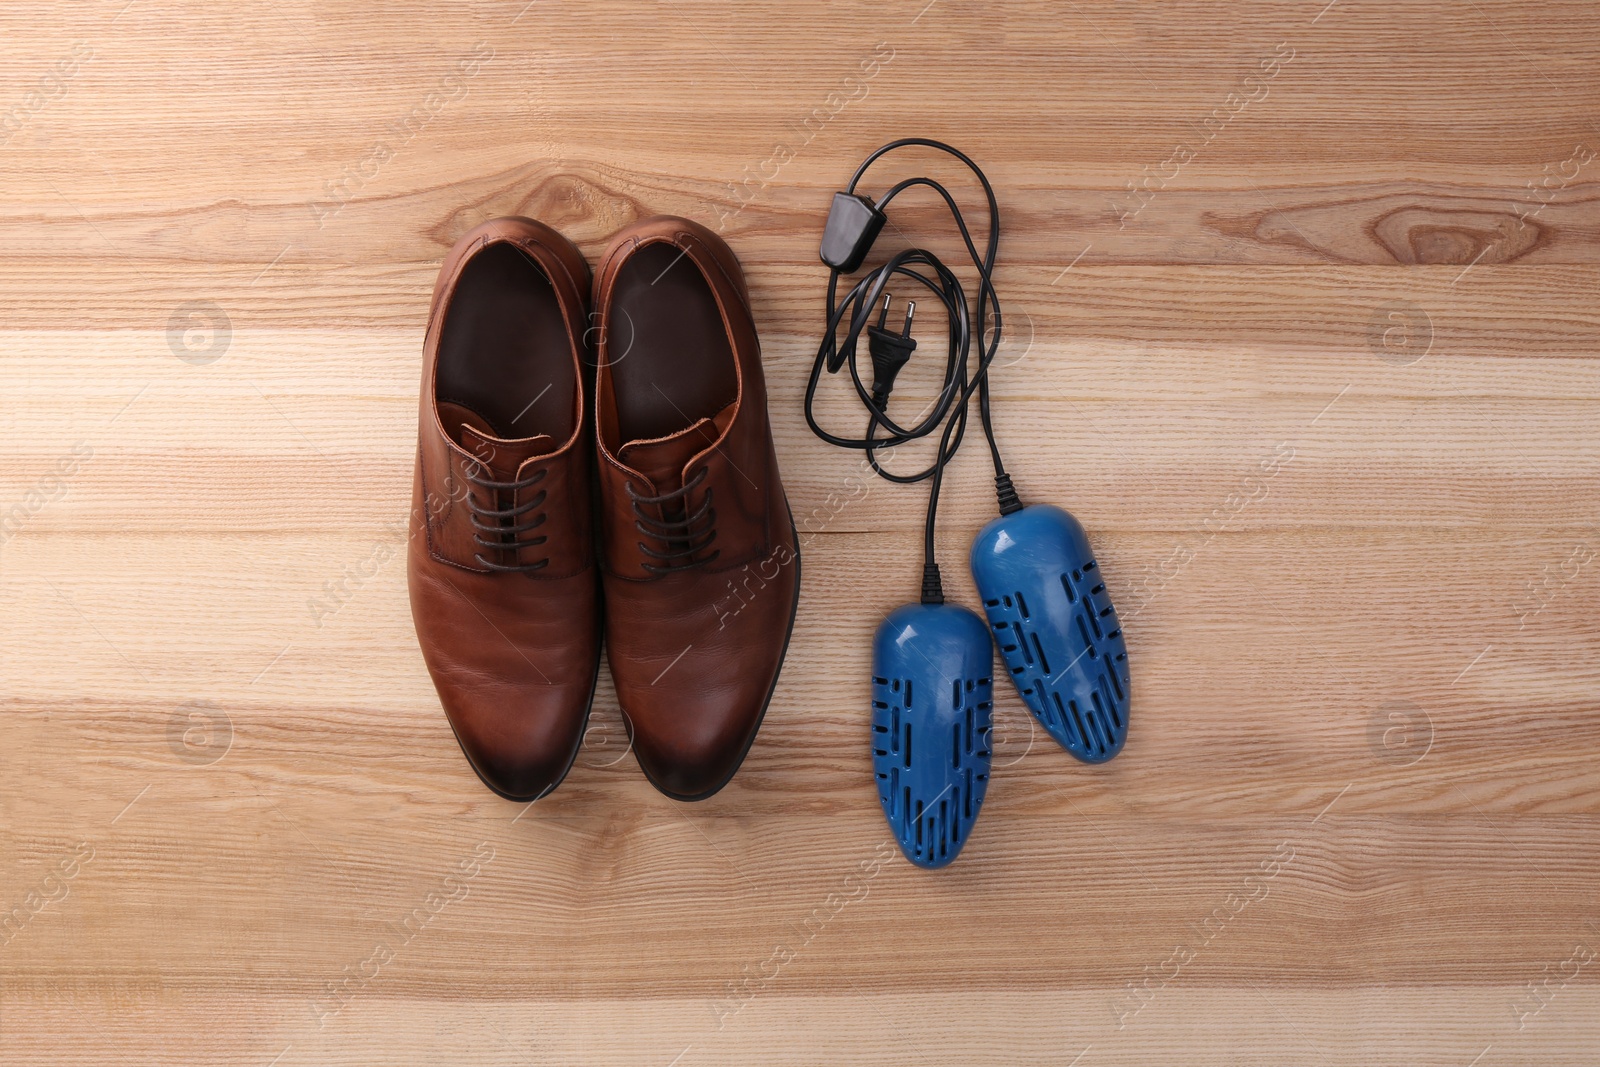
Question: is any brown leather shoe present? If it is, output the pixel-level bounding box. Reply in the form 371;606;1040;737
592;216;800;801
408;217;601;802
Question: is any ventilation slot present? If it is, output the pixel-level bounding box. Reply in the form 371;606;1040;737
1030;632;1052;674
1089;690;1111;750
1048;691;1068;734
1103;672;1124;713
1068;698;1092;754
938;798;950;859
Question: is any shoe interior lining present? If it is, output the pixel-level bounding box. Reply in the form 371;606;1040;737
437;242;576;442
608;243;738;444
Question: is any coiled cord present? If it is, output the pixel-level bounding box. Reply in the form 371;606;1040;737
805;138;1018;603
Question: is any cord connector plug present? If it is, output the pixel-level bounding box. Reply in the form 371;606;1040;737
867;294;916;406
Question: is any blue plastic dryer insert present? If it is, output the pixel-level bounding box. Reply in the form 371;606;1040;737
971;504;1129;762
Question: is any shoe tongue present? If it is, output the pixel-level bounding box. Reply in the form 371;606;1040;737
618;405;732;492
445;408;556;479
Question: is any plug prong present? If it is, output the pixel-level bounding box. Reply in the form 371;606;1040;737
902;300;916;336
877;292;892;328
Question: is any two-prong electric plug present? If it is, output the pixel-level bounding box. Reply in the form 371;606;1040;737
867;293;917;406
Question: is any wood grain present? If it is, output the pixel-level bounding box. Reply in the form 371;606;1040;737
3;1;1599;1063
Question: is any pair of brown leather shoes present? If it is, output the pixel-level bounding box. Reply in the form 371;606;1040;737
408;216;800;803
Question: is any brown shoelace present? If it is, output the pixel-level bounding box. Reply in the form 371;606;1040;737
627;466;720;574
465;463;549;573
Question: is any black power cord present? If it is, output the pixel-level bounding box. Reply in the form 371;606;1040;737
805;137;1021;605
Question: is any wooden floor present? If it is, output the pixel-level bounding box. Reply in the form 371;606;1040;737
3;0;1599;1063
